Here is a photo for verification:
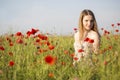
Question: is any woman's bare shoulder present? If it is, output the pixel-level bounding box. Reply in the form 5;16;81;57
89;30;99;39
90;30;97;34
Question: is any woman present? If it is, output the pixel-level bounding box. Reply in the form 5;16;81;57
73;9;101;65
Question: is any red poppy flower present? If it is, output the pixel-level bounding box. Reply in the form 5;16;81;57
48;73;54;77
73;57;78;61
9;42;13;46
8;52;13;56
61;62;66;65
117;23;120;26
111;24;114;27
48;45;55;50
0;46;5;51
26;28;39;36
16;38;23;44
9;61;15;66
115;29;119;32
108;46;112;50
36;39;40;42
70;53;75;58
38;34;48;40
84;37;90;42
44;55;55;65
107;31;110;34
104;61;108;65
16;32;22;36
88;39;94;43
73;28;78;32
64;50;69;54
78;49;84;52
47;41;50;46
84;37;94;43
39;49;48;53
31;28;39;35
104;30;110;34
74;28;77;31
26;31;32;37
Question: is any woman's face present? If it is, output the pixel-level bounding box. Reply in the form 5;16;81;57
82;15;94;31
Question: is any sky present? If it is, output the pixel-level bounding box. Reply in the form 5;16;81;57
0;0;120;35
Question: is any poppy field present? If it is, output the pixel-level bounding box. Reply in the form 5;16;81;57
0;23;120;80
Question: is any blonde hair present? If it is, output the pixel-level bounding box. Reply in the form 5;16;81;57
79;9;100;40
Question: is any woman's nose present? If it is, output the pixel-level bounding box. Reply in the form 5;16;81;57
88;21;91;26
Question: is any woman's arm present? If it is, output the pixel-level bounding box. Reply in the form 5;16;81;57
74;32;82;54
92;32;100;54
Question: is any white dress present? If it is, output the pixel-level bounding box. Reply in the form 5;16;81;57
73;31;99;64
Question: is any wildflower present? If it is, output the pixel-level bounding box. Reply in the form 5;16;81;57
0;46;5;51
74;28;77;31
8;52;13;56
9;61;15;66
9;42;13;46
38;49;44;53
31;28;39;35
44;55;55;65
39;49;48;53
26;31;32;37
111;24;114;27
108;46;112;50
84;37;94;43
15;32;22;36
115;29;119;32
47;41;50;46
26;28;39;36
48;45;55;50
84;37;90;42
104;30;110;35
88;39;94;43
64;50;69;54
36;39;40;42
48;73;54;78
16;38;23;44
38;34;48;40
117;22;120;26
107;31;110;34
104;61;108;65
70;53;75;58
61;62;66;65
73;28;78;33
78;49;84;52
73;57;78;61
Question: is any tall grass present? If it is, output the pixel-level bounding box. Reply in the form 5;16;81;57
0;26;120;80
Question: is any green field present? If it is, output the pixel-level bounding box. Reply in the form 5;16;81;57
0;27;120;80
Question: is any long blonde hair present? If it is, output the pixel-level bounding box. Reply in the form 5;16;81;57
79;9;100;41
